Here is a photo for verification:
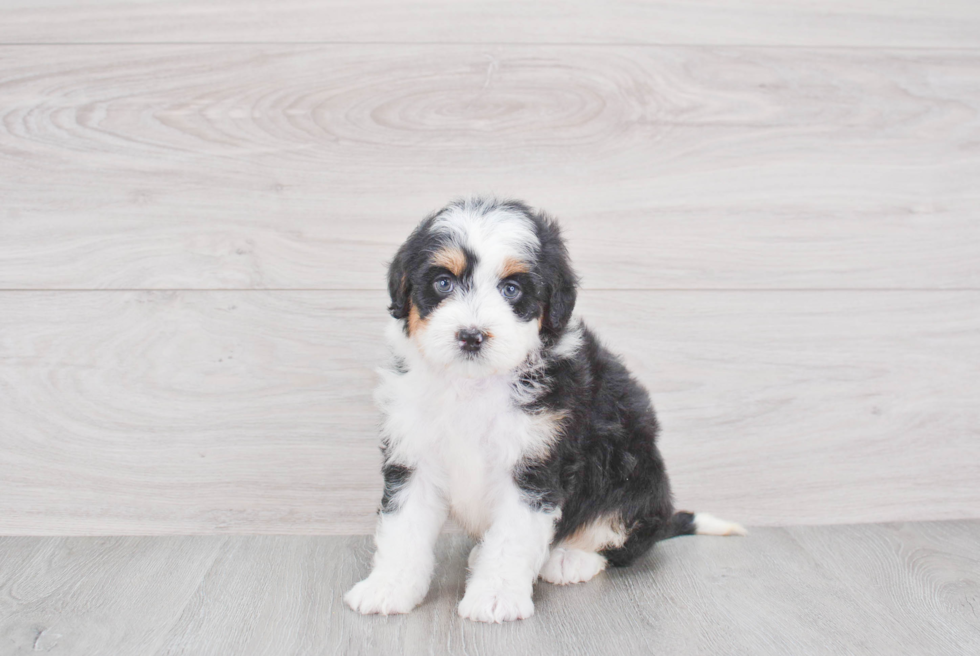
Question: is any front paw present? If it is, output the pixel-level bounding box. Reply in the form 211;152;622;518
344;572;426;616
457;584;534;623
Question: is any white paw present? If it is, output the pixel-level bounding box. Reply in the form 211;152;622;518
457;584;534;623
539;548;607;585
344;572;426;616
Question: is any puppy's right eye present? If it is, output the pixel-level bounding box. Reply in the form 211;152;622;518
433;275;455;294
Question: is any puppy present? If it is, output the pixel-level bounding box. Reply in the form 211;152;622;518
345;198;745;623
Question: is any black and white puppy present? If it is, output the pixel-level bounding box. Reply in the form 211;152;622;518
345;198;745;623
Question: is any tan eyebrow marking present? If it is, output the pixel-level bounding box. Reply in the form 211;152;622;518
501;257;529;278
431;247;466;277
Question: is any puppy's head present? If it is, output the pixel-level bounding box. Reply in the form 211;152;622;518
387;198;578;377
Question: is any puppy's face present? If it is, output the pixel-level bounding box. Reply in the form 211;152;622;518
387;200;577;377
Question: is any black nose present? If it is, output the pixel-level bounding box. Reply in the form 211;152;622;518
456;328;486;352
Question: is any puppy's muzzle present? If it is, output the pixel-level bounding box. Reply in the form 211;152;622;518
456;328;487;353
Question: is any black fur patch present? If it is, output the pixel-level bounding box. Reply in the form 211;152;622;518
379;447;413;514
527;210;579;342
514;458;563;513
513;324;677;567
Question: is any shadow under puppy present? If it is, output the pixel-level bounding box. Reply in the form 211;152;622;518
345;198;745;623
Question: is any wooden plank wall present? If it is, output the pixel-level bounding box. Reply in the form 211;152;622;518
1;1;978;534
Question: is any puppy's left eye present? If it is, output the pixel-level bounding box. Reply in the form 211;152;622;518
498;281;522;301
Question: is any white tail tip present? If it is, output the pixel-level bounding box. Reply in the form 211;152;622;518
694;513;748;537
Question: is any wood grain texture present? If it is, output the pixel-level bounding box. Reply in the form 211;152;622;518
1;0;980;47
2;521;979;655
2;2;978;541
1;290;977;535
2;45;979;290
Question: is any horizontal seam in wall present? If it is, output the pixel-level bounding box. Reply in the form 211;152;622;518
0;42;978;52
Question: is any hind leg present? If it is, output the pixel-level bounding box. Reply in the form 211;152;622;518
540;547;607;585
600;522;661;567
539;514;626;585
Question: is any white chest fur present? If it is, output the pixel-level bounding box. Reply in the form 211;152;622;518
376;360;554;537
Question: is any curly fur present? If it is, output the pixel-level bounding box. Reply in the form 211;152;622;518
345;198;745;623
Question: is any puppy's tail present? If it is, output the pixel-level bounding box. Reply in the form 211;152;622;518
667;511;747;539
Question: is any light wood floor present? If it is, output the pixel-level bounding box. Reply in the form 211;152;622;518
2;520;979;655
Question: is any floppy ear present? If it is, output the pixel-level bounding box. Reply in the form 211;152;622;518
386;214;444;320
386;248;412;320
543;258;577;335
537;215;579;337
546;272;577;334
